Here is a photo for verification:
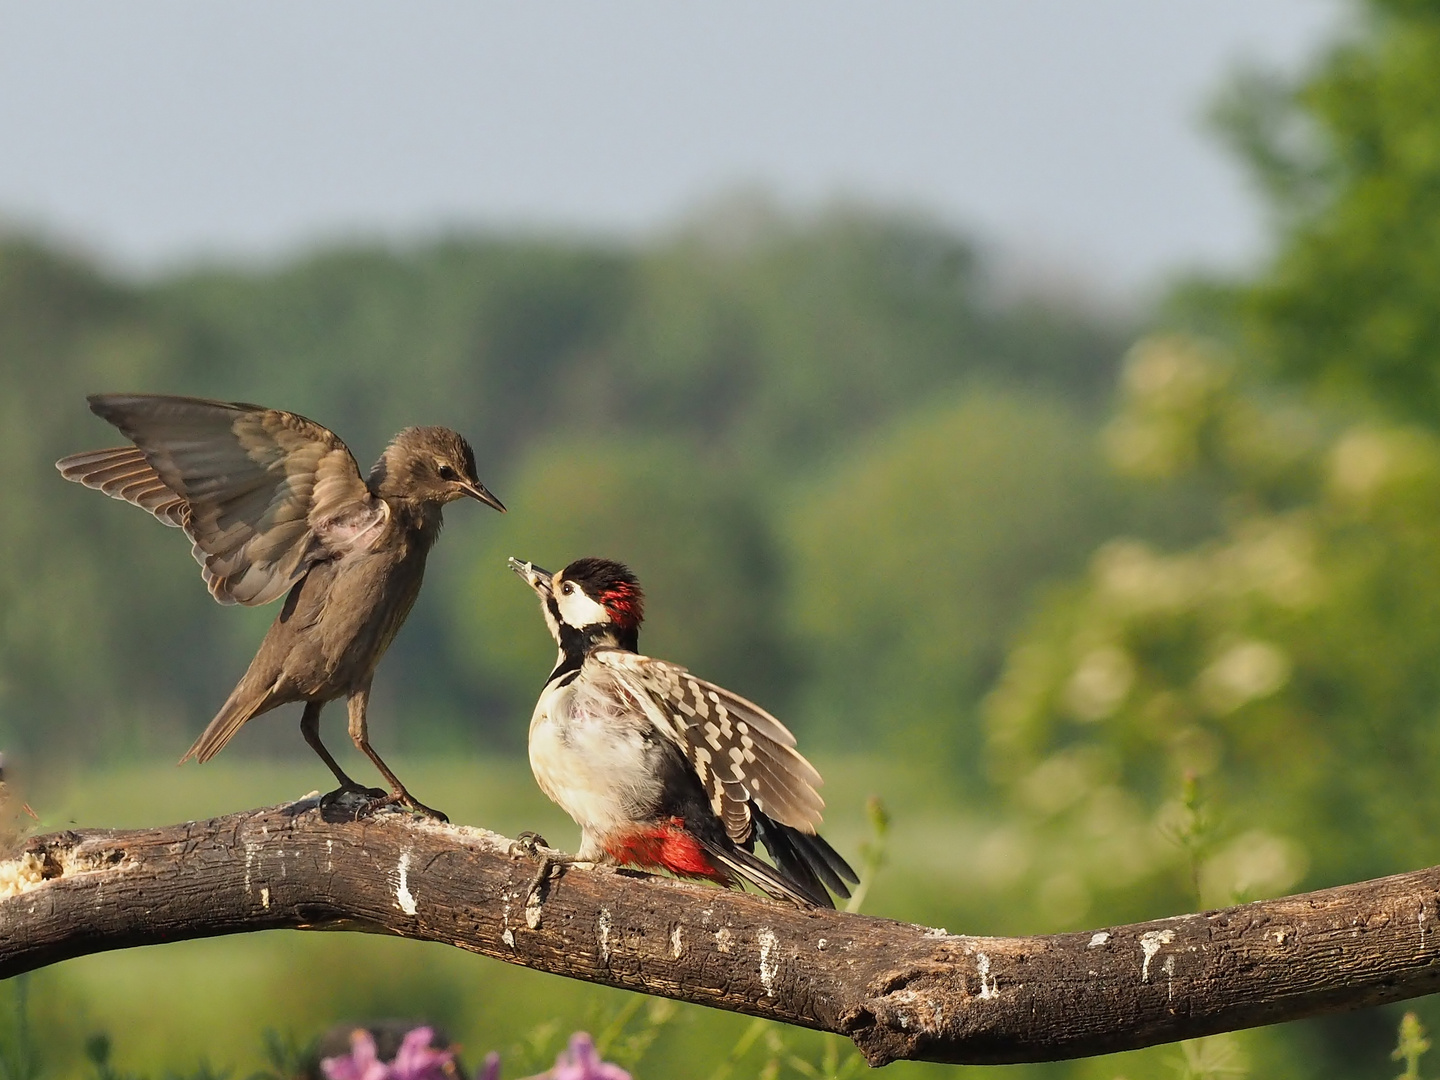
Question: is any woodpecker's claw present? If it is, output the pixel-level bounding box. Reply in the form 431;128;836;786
509;830;550;858
509;832;585;910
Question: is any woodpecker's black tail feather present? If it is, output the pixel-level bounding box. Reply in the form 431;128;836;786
752;813;858;908
790;828;860;894
695;836;829;908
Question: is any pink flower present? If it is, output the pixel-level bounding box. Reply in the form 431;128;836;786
320;1030;389;1080
321;1026;456;1080
390;1027;457;1080
546;1033;631;1080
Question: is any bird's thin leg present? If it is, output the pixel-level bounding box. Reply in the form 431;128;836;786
346;686;449;822
302;702;385;801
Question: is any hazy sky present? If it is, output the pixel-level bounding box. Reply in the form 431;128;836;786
0;2;1342;292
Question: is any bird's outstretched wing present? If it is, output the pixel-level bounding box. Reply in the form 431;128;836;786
57;394;387;606
588;648;827;844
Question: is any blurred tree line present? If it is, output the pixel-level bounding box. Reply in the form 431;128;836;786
0;196;1143;780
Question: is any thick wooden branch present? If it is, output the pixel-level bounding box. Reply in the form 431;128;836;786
0;800;1437;1067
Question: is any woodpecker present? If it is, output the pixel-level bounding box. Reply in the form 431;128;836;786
57;394;505;820
508;556;858;908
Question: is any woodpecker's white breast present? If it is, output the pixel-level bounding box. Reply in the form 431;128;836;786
528;668;666;846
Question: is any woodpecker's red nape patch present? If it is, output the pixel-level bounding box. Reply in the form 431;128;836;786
603;818;730;884
601;580;644;629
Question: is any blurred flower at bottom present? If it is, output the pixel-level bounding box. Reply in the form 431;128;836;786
321;1025;458;1080
322;1026;630;1080
510;1032;631;1080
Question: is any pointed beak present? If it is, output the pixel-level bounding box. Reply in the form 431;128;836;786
460;481;506;513
508;557;553;596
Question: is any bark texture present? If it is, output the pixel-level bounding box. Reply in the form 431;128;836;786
0;798;1437;1067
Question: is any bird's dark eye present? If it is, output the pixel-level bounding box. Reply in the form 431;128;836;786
437;464;458;481
561;581;574;595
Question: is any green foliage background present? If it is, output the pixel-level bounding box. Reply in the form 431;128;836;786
10;0;1440;1075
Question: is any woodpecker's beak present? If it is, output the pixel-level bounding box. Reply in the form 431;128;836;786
460;481;506;513
508;556;553;595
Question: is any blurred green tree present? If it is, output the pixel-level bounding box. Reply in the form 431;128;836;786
782;386;1131;771
979;4;1440;1070
1217;0;1440;421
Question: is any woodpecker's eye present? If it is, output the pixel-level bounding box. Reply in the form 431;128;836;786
561;581;575;595
437;463;458;481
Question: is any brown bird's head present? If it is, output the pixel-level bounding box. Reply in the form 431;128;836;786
371;426;505;512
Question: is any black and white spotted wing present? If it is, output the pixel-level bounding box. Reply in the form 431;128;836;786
588;648;826;844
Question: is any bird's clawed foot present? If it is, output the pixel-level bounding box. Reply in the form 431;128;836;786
509;831;581;906
508;830;550;858
318;783;389;821
353;789;450;823
397;792;450;823
324;785;449;823
322;782;388;804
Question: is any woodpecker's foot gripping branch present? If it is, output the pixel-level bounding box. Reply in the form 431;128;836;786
509;830;586;906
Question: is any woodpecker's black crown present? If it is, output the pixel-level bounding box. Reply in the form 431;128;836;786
558;557;645;630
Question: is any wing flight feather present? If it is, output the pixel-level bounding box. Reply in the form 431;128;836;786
57;394;386;606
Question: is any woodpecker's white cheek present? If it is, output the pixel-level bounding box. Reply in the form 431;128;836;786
556;588;611;628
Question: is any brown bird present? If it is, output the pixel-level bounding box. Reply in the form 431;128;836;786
57;394;505;820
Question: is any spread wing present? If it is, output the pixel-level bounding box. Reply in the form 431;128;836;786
57;394;387;606
589;648;826;844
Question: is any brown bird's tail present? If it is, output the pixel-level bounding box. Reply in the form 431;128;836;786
179;684;274;765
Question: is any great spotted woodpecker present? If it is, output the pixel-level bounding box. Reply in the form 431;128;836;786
508;555;858;908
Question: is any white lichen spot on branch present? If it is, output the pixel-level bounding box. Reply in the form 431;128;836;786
394;850;418;915
1140;929;1175;982
758;928;780;996
975;952;998;1000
